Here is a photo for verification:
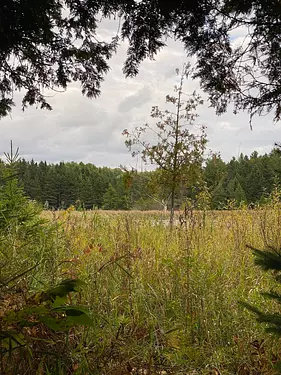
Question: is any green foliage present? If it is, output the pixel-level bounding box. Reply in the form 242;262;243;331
211;179;228;209
3;279;92;331
0;146;48;287
43;206;280;374
204;148;281;209
0;0;122;118
6;145;281;211
2;149;281;374
227;177;247;205
242;244;281;351
1;1;279;121
242;242;281;370
251;246;281;272
0;146;93;374
121;0;281;121
102;178;131;210
1;279;92;373
17;160;131;210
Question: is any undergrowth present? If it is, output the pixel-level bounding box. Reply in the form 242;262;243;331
39;204;281;374
0;148;93;375
1;150;281;374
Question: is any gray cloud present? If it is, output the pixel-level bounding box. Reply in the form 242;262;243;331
118;86;152;113
0;24;278;167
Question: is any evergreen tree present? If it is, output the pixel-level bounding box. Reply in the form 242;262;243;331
3;145;281;210
1;0;280;122
204;154;227;192
0;145;93;373
24;159;42;201
227;176;247;205
243;244;281;373
236;154;251;196
102;174;131;210
246;165;266;203
102;184;116;210
64;163;80;206
80;178;95;209
43;167;59;209
234;181;247;205
211;178;228;209
270;148;281;183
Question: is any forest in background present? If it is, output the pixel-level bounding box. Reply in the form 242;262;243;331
2;147;281;210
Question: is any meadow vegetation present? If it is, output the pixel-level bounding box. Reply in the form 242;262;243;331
2;0;281;372
2;160;281;374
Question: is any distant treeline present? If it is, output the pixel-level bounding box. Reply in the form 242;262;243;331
1;148;281;210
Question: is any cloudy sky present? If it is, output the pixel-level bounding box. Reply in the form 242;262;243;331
0;19;280;168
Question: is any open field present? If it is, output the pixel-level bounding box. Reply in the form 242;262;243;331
40;207;281;374
2;206;281;374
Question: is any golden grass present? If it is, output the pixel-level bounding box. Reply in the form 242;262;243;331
37;206;281;373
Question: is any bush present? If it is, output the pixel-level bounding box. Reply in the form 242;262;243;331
0;147;92;374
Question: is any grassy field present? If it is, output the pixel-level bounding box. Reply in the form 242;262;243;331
2;205;281;374
40;207;281;374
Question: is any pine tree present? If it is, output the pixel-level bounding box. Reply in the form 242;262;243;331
0;143;54;287
246;165;266;204
211;178;228;209
43;167;59;209
0;145;93;374
24;159;42;201
227;176;247;205
243;245;281;340
102;183;119;210
204;153;227;192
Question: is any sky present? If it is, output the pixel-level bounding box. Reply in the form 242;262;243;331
0;19;280;168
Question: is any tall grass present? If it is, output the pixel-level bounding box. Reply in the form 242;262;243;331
37;206;281;374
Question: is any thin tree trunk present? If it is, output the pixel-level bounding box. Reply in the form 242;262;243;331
169;65;185;226
169;184;176;225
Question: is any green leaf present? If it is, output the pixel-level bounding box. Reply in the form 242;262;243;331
66;312;93;327
63;306;93;327
52;296;68;308
52;305;88;314
65;307;88;316
39;315;70;331
0;331;25;346
45;279;86;301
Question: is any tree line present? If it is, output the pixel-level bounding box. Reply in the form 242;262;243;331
205;149;281;209
0;147;279;211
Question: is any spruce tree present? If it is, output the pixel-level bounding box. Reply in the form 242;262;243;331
243;245;281;339
211;178;228;209
227;176;247;205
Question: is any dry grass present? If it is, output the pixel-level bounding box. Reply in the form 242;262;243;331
36;205;281;374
